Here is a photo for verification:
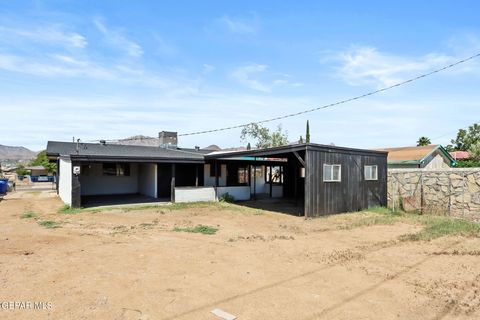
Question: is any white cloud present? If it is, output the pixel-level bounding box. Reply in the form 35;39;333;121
332;46;456;88
231;64;271;92
231;64;303;92
220;15;258;34
93;18;143;57
0;25;87;48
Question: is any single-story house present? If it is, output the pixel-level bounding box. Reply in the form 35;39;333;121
378;145;456;169
46;131;388;217
25;165;49;176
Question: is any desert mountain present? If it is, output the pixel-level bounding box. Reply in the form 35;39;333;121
0;144;37;160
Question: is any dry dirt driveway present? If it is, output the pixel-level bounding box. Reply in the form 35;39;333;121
0;190;479;320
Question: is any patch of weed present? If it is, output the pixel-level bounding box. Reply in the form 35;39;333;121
173;224;218;235
400;216;480;241
38;220;61;229
58;205;83;214
20;211;37;219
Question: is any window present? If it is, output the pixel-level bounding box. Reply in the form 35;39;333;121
103;163;130;176
323;164;341;182
238;167;248;184
364;165;378;180
210;163;222;177
266;166;283;184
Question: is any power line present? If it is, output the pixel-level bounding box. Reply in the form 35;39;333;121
179;52;480;137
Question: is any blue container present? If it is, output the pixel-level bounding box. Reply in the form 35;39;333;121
0;179;8;194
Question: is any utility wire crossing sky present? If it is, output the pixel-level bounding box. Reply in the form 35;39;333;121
1;1;480;150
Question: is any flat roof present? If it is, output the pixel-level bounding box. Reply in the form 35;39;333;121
206;143;387;159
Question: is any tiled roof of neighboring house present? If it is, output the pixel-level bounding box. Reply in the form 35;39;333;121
376;145;456;166
46;141;206;162
449;150;470;160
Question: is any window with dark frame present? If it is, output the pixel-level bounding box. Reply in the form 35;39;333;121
265;166;283;185
238;167;248;184
209;163;216;177
102;163;130;176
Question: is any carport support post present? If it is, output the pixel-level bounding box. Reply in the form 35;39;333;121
248;165;252;200
71;162;81;208
269;166;273;198
253;159;257;200
304;149;309;218
171;163;176;203
214;160;219;201
195;164;199;187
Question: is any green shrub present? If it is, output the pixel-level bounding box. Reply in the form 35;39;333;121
38;220;61;229
219;192;235;203
20;211;36;219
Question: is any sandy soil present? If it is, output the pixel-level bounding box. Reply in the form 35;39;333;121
1;191;479;320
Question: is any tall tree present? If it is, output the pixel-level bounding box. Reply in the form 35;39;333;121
416;136;431;146
246;142;251;150
450;123;480;151
240;123;289;149
468;141;480;160
299;136;304;144
305;120;310;143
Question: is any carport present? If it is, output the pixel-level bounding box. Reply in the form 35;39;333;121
206;143;388;217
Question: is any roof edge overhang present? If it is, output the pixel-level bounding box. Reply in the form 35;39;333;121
206;143;387;160
388;160;421;165
69;155;204;163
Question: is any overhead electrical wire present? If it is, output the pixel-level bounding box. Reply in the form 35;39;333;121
178;52;480;137
84;51;480;143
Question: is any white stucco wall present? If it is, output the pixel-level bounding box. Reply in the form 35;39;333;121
58;157;72;206
79;163;139;196
217;186;251;201
138;163;157;198
175;187;216;202
204;164;226;187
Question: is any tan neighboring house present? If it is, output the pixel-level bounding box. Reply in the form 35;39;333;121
25;165;49;176
378;145;456;169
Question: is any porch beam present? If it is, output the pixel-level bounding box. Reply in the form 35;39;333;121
293;151;306;167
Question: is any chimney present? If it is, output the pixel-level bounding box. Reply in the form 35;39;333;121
159;131;178;148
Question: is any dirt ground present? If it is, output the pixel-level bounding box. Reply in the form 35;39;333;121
1;190;480;320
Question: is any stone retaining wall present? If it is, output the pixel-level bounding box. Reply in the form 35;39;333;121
388;168;480;221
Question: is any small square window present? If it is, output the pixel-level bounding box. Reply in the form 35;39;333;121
365;165;378;180
323;164;341;182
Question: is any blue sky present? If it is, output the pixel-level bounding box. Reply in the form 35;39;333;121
1;1;480;151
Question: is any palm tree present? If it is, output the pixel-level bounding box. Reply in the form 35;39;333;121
416;136;431;146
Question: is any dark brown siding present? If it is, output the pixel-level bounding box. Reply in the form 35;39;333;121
304;149;387;217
